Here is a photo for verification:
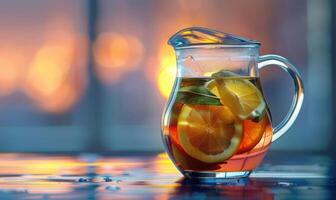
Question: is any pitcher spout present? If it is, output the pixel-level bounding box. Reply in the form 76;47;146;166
168;27;260;49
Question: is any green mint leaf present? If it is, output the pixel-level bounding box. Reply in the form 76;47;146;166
211;70;238;79
176;86;222;106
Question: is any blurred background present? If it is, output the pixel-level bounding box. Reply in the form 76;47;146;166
0;0;333;153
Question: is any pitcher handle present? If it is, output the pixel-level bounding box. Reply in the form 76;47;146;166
258;55;304;142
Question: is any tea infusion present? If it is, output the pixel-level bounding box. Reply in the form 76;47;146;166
163;70;272;172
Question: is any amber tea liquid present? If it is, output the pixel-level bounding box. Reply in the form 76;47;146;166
162;76;273;173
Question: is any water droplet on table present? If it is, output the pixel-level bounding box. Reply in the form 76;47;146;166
277;182;294;187
105;186;120;191
78;177;90;182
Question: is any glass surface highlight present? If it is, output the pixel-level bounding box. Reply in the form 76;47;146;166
168;27;260;49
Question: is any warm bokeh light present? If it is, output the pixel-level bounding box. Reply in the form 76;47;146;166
15;17;89;114
94;33;130;68
27;45;71;97
94;32;144;84
156;44;177;98
158;66;176;98
0;48;24;96
24;32;87;113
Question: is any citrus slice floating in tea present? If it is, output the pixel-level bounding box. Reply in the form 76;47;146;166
177;105;243;163
206;74;266;121
237;116;267;154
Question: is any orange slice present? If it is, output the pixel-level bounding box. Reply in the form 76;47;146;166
171;137;221;170
177;104;243;163
237;116;267;154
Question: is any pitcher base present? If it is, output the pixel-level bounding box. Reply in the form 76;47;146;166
183;170;251;179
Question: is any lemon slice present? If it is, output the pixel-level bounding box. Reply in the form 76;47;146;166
206;78;265;120
177;105;243;163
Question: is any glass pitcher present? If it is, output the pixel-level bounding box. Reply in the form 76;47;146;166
161;27;304;179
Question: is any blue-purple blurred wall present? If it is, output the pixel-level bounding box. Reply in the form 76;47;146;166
0;0;332;153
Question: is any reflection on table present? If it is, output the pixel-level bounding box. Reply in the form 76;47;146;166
0;153;334;199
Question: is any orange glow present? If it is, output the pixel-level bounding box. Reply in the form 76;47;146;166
96;158;146;175
94;33;144;84
0;48;24;96
94;33;130;68
27;45;71;97
0;155;83;194
0;154;86;175
153;153;179;174
19;17;88;113
158;43;176;68
0;154;182;197
156;44;177;98
158;66;176;98
24;33;87;113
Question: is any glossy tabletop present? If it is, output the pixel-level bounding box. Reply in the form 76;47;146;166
0;152;334;199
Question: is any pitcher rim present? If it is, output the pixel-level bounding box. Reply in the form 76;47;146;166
172;44;260;50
